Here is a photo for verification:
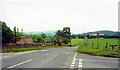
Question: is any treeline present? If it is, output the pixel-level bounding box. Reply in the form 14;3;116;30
30;29;71;46
1;21;25;44
32;34;54;44
1;20;71;46
71;34;120;39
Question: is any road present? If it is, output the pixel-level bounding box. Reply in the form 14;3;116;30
1;45;119;70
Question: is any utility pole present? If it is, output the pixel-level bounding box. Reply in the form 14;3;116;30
96;33;99;49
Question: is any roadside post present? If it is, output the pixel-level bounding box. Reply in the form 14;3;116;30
105;42;108;49
43;43;45;47
84;34;88;46
92;42;93;48
109;44;117;50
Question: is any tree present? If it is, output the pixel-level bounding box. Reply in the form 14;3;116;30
54;35;63;46
41;34;46;38
13;26;16;43
63;38;69;44
55;28;70;45
16;28;22;42
55;29;71;45
1;21;14;44
44;36;51;43
32;36;44;43
71;35;77;39
50;37;55;43
1;21;24;44
32;35;36;43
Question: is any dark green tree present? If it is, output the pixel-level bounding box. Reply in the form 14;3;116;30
41;34;46;38
55;29;71;45
63;38;69;44
13;26;16;43
71;35;77;39
16;28;22;42
1;21;14;44
32;36;44;43
50;37;55;43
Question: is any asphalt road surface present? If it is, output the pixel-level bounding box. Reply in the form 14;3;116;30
1;45;119;70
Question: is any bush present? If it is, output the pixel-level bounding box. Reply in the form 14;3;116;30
32;36;44;43
63;38;69;44
57;39;63;46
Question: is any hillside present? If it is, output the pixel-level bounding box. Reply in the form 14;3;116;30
76;30;119;35
24;31;56;36
24;30;119;36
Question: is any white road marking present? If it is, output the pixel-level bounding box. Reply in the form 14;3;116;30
78;65;82;67
69;53;77;69
8;59;32;68
79;63;82;65
79;59;82;63
78;59;82;68
71;62;75;64
70;65;75;67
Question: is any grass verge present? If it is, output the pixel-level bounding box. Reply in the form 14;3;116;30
2;46;67;53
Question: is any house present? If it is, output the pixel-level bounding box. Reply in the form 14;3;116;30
89;33;104;36
17;38;32;44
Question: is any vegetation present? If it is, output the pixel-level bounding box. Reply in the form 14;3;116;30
2;39;83;53
54;29;71;46
1;21;24;44
41;34;46;38
2;46;67;53
74;30;120;39
1;21;14;44
77;39;119;58
32;36;44;43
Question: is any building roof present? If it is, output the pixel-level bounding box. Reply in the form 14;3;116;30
17;38;32;44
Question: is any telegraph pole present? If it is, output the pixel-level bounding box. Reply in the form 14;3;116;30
96;33;99;49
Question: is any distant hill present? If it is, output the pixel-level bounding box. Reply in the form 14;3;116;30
24;31;56;36
76;30;120;35
24;30;120;36
24;31;74;36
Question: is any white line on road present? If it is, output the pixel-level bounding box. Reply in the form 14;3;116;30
78;65;82;67
69;53;77;69
78;59;82;68
8;59;32;68
70;65;75;67
79;63;82;65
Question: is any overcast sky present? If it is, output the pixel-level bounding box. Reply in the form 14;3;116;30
0;0;119;34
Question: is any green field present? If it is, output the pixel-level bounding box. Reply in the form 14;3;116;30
68;39;83;46
77;39;119;58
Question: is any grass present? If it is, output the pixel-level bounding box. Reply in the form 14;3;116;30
77;38;119;58
2;46;67;53
68;39;83;46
